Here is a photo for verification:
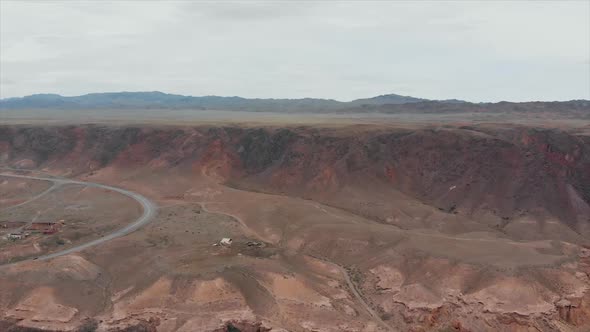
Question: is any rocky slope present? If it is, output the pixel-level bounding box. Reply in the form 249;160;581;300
1;124;588;240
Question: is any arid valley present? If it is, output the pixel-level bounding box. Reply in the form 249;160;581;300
0;99;589;332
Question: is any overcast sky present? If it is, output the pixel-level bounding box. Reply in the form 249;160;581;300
0;1;588;102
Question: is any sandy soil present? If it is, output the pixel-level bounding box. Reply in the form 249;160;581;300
0;177;51;208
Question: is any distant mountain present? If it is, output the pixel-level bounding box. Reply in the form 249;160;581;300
350;93;428;105
0;91;345;111
0;91;444;112
1;91;585;114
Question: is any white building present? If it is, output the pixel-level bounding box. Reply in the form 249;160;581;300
220;238;233;246
8;233;23;240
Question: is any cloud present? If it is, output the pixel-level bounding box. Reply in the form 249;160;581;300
1;0;588;102
180;1;313;21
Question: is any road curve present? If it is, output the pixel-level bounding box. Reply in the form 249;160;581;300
0;173;157;263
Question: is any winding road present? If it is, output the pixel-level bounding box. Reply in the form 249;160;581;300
3;170;395;330
0;173;157;263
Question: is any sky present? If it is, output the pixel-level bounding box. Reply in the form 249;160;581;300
0;0;589;102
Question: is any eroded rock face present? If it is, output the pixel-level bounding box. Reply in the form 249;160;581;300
4;287;78;331
366;248;590;331
116;319;159;332
210;321;271;332
1;125;588;236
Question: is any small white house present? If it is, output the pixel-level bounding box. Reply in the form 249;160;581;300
220;238;233;246
8;233;23;240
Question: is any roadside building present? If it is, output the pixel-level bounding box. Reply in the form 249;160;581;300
8;232;23;240
26;221;62;234
220;238;233;246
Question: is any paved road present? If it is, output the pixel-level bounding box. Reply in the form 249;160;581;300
0;173;157;263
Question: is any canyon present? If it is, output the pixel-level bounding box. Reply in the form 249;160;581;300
0;115;589;331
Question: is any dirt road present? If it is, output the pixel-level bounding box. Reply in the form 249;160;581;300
0;173;158;263
1;181;62;212
338;266;395;331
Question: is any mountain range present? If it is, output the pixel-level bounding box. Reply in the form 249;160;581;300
1;91;588;115
0;91;462;111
